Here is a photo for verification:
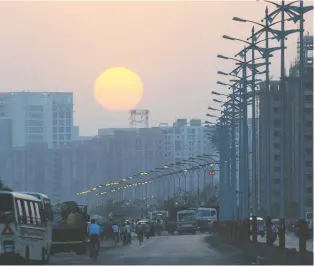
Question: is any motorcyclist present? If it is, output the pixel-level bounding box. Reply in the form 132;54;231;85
88;219;101;257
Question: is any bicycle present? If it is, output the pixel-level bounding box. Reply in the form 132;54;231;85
113;232;119;246
137;233;143;245
90;236;99;261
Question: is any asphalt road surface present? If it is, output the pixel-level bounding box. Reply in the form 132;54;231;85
50;233;250;265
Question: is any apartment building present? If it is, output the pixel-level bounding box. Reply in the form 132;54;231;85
0;91;74;148
258;35;313;216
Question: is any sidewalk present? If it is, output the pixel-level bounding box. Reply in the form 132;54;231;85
256;233;313;252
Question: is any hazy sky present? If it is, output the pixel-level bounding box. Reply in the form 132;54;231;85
0;1;312;135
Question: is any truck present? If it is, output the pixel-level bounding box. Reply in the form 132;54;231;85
177;209;197;235
50;201;89;255
165;205;189;234
196;207;218;233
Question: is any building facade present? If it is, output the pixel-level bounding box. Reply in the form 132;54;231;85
0;91;74;148
258;35;313;216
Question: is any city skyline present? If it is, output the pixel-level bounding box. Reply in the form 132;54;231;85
0;1;312;135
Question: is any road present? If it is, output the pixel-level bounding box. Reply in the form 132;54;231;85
50;233;249;265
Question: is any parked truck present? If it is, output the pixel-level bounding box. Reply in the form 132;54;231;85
51;201;89;255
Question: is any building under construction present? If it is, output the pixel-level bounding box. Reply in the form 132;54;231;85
258;34;313;216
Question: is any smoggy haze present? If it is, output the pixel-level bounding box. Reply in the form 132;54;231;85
0;1;312;135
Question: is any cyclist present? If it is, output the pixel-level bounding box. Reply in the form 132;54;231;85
112;222;120;245
88;219;101;257
136;222;144;245
125;221;132;244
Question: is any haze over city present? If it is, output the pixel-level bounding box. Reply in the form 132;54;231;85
0;1;312;135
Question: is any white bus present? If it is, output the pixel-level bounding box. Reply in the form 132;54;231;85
21;192;52;260
0;191;49;264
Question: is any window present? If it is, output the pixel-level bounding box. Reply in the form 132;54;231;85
53;127;57;133
66;127;71;133
274;131;280;137
306;174;313;181
59;127;64;133
29;201;36;225
274;166;280;172
23;200;31;224
306;161;313;167
59;111;65;118
273;107;279;113
273;119;280;126
274;143;280;149
274;154;280;160
0;194;14;223
306;121;313;127
33;202;42;225
28;127;43;134
306;148;313;154
16;199;23;223
306;187;313;194
305;135;313;141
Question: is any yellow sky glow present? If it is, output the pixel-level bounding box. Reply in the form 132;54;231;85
94;67;144;112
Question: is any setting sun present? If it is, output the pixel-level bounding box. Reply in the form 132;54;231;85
94;67;144;111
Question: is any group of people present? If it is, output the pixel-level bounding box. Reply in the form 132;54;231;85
87;219;133;257
87;218;164;256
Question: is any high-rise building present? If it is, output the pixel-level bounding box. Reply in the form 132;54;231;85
0;91;74;148
258;35;313;216
159;119;216;195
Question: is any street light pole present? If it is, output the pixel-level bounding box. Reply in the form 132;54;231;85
250;26;258;244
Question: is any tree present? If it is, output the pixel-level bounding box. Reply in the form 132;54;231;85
0;180;13;192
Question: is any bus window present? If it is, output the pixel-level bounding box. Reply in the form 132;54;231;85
29;201;36;225
33;202;42;225
23;200;31;224
0;194;14;223
16;199;24;223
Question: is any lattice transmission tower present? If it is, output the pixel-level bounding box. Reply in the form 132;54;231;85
129;109;149;128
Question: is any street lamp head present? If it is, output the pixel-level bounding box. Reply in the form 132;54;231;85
232;17;247;23
217;54;228;60
211;91;221;96
217;71;229;76
222;35;235;41
213;99;222;103
217;81;228;86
